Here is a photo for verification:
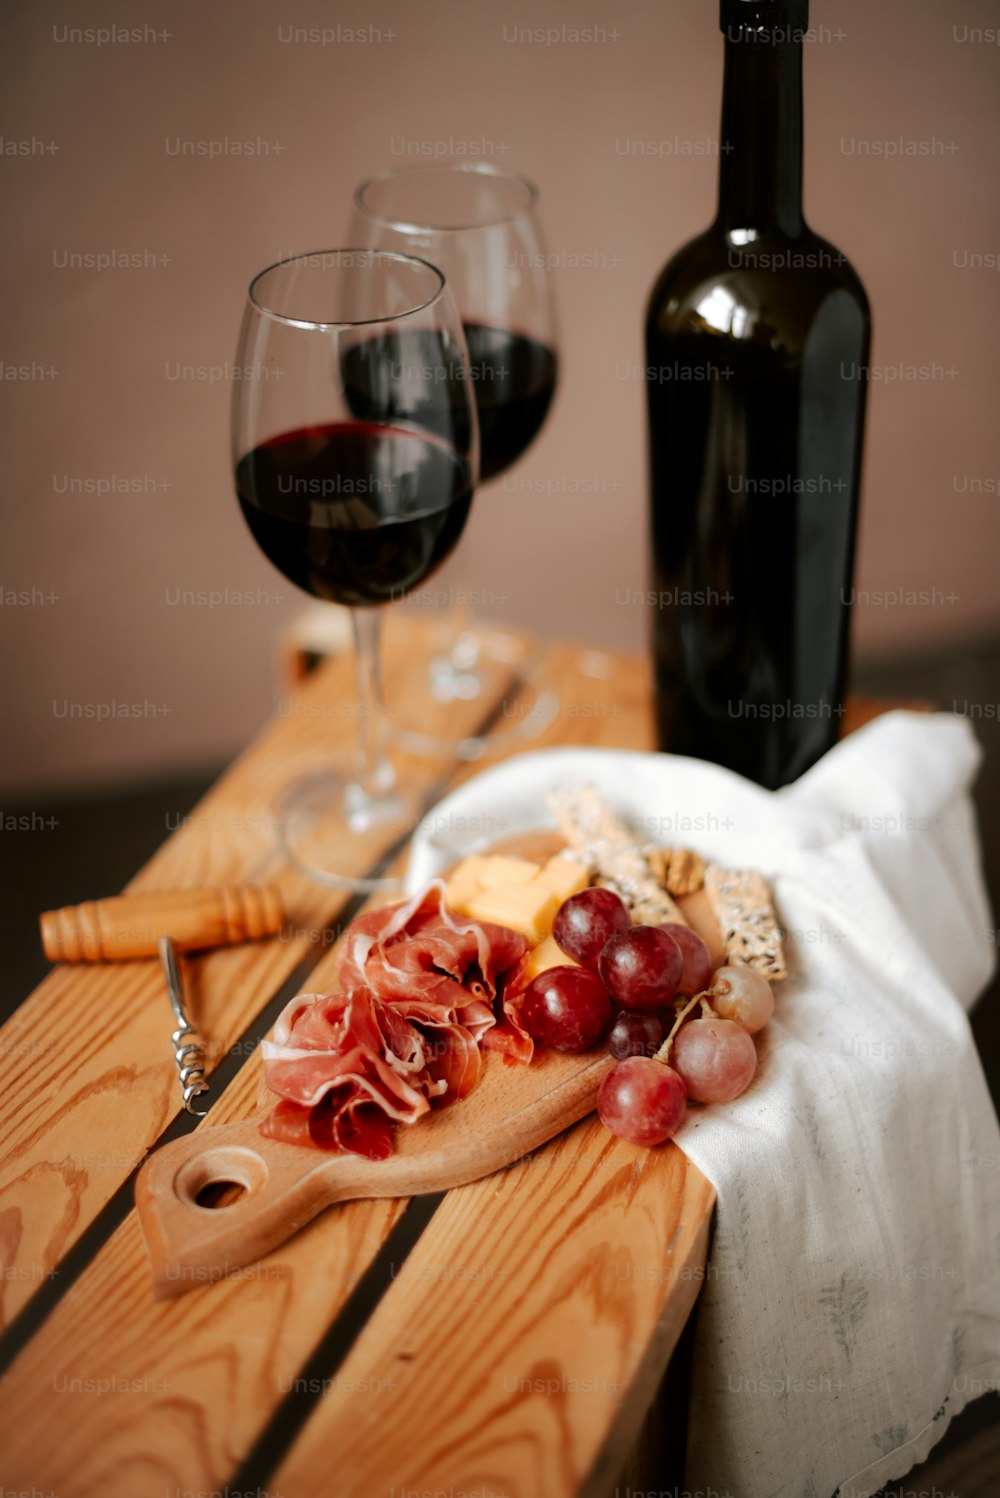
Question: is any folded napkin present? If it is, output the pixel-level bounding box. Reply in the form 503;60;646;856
405;712;1000;1498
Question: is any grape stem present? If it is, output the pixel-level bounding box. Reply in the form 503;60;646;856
654;991;713;1065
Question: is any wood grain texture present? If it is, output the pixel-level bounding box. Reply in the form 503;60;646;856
135;826;725;1297
0;604;903;1495
138;1048;614;1296
0;1049;409;1498
0;617;534;1329
0;1076;710;1498
272;1115;715;1498
0;628;714;1498
39;881;286;962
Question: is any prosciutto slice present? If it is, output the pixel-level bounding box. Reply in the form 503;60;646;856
338;881;526;1022
261;882;529;1157
483;970;535;1066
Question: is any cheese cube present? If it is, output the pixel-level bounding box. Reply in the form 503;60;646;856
534;855;589;903
447;855;491;887
464;883;560;945
522;932;578;980
476;855;541;889
443;855;490;911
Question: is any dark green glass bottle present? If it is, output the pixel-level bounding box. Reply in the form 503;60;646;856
646;0;871;788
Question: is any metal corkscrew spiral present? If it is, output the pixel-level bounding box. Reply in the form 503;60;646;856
158;935;210;1116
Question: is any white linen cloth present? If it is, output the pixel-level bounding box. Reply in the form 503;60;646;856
404;712;1000;1498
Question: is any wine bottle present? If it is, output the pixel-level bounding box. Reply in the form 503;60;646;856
646;0;871;789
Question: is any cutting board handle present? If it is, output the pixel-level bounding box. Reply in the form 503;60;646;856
135;1050;613;1296
135;1116;354;1297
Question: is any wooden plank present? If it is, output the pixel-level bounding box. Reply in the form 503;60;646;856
136;1049;615;1296
917;1418;1000;1498
271;1117;715;1498
841;695;933;736
0;592;914;1496
0;641;688;1498
0;1105;712;1498
0;616;534;1329
0;1043;409;1498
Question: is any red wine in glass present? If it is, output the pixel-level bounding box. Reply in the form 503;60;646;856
462;323;556;481
349;163;560;756
235;422;474;608
340;325;556;489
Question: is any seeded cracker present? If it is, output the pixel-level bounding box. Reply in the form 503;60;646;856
704;865;787;980
547;785;688;927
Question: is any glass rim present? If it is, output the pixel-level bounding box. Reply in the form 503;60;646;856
247;247;447;330
353;161;540;235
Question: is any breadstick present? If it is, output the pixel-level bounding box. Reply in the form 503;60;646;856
547;785;688;927
704;865;786;980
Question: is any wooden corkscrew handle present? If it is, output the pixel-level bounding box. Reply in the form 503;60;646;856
40;883;286;962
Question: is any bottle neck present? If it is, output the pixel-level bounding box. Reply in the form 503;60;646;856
716;31;804;238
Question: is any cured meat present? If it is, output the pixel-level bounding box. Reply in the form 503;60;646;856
482;985;534;1066
261;882;529;1156
338;880;526;1028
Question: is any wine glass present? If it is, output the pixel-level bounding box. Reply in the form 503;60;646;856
232;248;478;890
350;162;559;759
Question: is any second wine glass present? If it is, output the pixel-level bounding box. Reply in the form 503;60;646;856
350;162;559;757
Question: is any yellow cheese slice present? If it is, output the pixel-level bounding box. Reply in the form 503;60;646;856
443;855;493;910
520;932;579;981
476;855;542;889
534;855;589;903
463;883;560;944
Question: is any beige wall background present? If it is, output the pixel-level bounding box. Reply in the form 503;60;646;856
1;0;998;795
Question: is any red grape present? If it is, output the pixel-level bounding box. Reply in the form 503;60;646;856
553;887;631;970
521;966;611;1052
607;1009;663;1060
660;923;714;995
598;1057;687;1146
707;965;774;1034
672;1018;757;1103
598;925;682;1010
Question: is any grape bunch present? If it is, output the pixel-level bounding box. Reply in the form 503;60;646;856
517;886;776;1148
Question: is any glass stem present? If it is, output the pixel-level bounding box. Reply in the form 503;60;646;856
350;607;396;799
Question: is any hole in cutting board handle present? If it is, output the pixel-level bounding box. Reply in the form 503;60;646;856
174;1145;268;1211
195;1180;247;1209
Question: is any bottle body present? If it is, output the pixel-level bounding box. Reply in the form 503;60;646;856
646;19;870;789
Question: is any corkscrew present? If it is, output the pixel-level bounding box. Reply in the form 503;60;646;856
40;882;287;1119
159;936;210;1117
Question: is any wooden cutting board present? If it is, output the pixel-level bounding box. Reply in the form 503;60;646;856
135;832;726;1297
136;1044;614;1297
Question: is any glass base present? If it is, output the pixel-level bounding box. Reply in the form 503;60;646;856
427;629;494;704
388;622;558;761
276;769;414;893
